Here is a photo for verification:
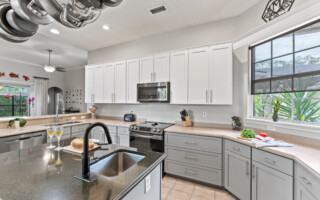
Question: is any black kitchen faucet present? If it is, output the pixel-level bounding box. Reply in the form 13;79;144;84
75;122;113;182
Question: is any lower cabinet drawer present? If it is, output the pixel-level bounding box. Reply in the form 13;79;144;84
72;124;89;133
165;160;222;186
253;148;293;176
165;132;222;153
106;125;117;135
295;164;320;198
165;147;222;170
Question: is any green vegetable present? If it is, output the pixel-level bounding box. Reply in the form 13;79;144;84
7;118;27;128
241;129;256;138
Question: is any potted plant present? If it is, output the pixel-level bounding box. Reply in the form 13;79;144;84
272;98;282;122
8;118;27;129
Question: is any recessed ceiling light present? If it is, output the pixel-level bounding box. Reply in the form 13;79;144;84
50;29;60;35
102;25;110;30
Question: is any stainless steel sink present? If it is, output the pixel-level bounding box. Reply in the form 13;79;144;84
44;121;82;127
90;150;146;177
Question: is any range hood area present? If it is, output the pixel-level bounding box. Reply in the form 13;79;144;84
0;0;123;43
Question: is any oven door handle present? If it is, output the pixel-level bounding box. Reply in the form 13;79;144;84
131;133;162;140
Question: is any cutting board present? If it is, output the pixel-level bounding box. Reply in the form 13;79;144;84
63;144;100;155
237;136;256;141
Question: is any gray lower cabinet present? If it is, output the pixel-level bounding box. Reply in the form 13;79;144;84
252;160;293;200
165;132;222;186
123;164;161;200
224;150;251;200
296;181;318;200
295;163;320;200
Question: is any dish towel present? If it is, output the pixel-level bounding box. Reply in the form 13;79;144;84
252;140;294;148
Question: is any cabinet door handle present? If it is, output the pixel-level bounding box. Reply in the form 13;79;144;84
210;90;213;103
300;176;312;186
184;169;197;175
153;73;156;82
264;157;276;165
113;93;116;103
252;164;256;179
184;155;197;160
206;90;208;103
246;161;250;176
151;73;153;82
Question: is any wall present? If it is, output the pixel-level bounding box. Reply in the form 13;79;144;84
88;0;318;126
64;68;86;113
0;58;65;90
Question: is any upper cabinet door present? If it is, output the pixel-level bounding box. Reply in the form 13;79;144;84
93;66;104;103
127;58;140;104
209;44;233;105
140;56;154;83
114;61;127;103
188;47;209;104
85;67;94;103
103;63;115;103
170;50;188;104
154;53;170;82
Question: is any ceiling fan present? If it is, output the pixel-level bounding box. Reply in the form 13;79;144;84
44;49;66;73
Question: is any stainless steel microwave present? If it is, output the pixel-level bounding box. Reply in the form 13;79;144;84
137;82;170;103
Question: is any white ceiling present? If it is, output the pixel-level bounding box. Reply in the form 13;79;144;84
38;0;261;51
0;34;88;70
0;0;260;70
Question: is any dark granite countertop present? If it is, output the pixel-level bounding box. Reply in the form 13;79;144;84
0;139;166;200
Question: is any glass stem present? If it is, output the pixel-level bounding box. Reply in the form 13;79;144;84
58;138;60;148
50;136;52;147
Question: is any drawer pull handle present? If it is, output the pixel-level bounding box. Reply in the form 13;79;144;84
246;161;250;176
264;157;276;165
184;170;197;175
233;147;241;152
300;176;312;186
184;141;197;145
185;155;197;160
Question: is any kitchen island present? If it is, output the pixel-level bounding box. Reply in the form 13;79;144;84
0;139;165;200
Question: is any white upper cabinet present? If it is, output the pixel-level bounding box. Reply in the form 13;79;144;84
140;56;154;83
209;43;233;105
114;61;127;103
170;50;188;104
103;63;115;103
188;46;210;104
85;67;94;103
154;53;170;82
127;58;140;103
93;66;104;103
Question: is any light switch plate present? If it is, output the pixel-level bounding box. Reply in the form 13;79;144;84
145;174;151;193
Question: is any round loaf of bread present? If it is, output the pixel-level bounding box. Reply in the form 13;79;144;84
71;138;94;149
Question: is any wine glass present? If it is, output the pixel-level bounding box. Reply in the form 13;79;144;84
46;126;56;149
54;126;64;151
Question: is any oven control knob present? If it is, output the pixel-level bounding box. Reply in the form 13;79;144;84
152;128;156;132
134;127;138;130
157;129;161;133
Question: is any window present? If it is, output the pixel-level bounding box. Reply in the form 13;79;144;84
251;20;320;123
0;86;29;117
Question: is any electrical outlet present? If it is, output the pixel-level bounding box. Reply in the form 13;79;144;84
203;112;207;118
71;117;76;120
145;174;151;193
267;125;276;131
81;116;86;119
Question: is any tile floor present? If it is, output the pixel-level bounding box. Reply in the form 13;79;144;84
162;175;236;200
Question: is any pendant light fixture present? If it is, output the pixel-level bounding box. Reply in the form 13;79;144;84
44;49;56;73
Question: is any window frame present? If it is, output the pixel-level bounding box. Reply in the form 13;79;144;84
250;19;320;95
0;87;29;117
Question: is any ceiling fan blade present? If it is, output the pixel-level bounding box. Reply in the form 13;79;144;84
55;67;66;72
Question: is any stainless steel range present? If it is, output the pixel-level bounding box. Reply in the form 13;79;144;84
129;122;173;153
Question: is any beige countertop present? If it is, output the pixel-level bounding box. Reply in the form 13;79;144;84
0;119;139;138
165;125;320;179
